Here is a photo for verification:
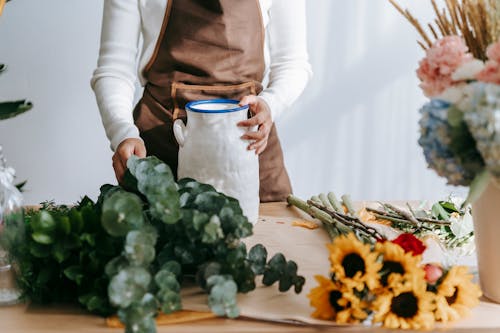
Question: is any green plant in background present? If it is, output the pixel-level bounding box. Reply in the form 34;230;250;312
2;156;305;333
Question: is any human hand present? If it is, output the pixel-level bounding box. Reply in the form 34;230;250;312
238;95;273;155
112;138;146;182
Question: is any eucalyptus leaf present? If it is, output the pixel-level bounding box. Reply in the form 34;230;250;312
124;230;157;266
195;192;227;213
105;256;129;278
157;289;182;314
207;275;239;318
248;244;267;275
126;156;181;225
108;267;151;308
102;191;144;237
202;215;224;244
154;270;180;292
159;261;182;278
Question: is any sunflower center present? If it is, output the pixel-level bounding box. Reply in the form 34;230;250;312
381;261;405;286
446;288;459;305
342;253;366;278
329;290;345;312
390;292;419;318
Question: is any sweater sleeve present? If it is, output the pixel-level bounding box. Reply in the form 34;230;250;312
258;0;313;121
91;0;142;151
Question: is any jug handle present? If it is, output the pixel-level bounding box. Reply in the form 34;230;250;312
173;119;187;147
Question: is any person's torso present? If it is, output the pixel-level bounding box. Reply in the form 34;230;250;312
136;0;272;85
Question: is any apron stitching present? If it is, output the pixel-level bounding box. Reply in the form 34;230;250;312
255;0;266;64
171;82;181;120
173;81;254;91
143;0;174;76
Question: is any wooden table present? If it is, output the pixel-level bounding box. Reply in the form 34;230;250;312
0;203;499;333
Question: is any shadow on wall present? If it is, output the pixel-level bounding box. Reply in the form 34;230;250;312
279;0;462;201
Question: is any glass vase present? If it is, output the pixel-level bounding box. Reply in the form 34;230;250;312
0;145;23;305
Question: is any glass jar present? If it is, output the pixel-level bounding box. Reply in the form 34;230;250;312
0;145;23;305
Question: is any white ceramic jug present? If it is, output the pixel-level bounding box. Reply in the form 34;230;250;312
173;99;260;223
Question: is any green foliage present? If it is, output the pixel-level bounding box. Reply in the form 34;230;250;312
4;157;305;333
3;200;120;315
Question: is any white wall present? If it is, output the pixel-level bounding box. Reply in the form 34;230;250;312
0;0;463;205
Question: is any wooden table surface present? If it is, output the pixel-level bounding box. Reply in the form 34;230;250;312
0;203;499;333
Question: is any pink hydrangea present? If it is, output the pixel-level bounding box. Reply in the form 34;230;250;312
476;40;500;84
417;36;474;97
486;39;500;62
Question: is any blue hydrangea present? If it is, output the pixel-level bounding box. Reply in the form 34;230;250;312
418;100;480;186
464;83;500;181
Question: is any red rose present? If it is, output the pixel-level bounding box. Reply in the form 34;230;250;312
391;233;426;256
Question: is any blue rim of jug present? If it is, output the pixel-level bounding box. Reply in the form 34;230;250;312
185;99;249;113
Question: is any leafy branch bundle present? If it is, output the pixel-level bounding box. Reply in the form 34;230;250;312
288;192;473;251
1;156;305;333
287;193;386;244
367;200;474;250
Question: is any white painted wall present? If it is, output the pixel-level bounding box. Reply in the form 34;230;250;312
0;0;463;205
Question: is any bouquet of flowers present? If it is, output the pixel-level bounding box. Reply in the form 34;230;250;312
308;233;481;330
390;0;500;203
288;193;481;330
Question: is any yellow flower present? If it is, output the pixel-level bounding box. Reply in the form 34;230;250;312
373;275;436;330
434;266;482;323
308;275;368;323
375;240;425;289
328;233;381;291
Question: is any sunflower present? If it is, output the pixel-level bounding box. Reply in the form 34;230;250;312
373;274;436;330
434;266;482;323
375;240;425;289
308;275;368;323
328;233;381;291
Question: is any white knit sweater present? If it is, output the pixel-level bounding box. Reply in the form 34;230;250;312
91;0;312;151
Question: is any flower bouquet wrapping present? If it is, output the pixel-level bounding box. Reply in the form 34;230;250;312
390;0;500;303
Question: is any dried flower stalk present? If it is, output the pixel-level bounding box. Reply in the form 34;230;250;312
389;0;500;60
0;0;6;17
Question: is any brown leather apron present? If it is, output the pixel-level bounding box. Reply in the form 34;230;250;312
133;0;292;202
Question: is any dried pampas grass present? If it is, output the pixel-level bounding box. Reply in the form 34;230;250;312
389;0;500;60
